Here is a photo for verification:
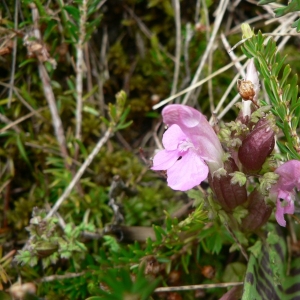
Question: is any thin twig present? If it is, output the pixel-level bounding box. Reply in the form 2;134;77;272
153;55;246;109
170;0;181;96
8;0;18;108
180;22;192;90
209;72;242;124
220;33;246;77
224;223;248;261
75;0;87;158
97;26;109;116
182;0;229;105
217;93;240;120
194;0;201;24
0;108;46;134
0;113;21;133
39;272;86;282
38;64;69;162
154;282;243;293
30;3;69;166
24;142;96;175
45;127;113;219
0;82;45;120
202;0;214;113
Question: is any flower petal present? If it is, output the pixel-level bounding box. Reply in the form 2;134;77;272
151;150;179;171
275;190;295;227
161;104;224;172
166;150;208;191
275;200;287;227
162;105;201;128
162;124;187;150
275;160;300;191
246;58;260;101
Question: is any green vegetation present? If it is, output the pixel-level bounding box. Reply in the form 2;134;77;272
1;0;300;299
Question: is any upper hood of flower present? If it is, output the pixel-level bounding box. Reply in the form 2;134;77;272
161;104;224;172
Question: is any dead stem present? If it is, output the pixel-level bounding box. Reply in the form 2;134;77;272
154;282;243;293
170;0;181;97
75;0;88;159
8;0;18;108
30;3;70;167
0;108;46;134
182;0;230;105
153;56;246;109
0;112;21;133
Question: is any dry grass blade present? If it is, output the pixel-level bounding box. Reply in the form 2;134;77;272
170;0;181;97
153;56;246;110
182;0;230;105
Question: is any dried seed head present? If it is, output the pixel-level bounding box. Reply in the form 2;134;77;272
237;79;256;101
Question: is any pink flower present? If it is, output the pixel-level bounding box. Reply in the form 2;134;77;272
151;105;223;191
271;160;300;227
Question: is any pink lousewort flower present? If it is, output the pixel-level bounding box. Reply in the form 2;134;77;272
151;104;223;191
270;160;300;227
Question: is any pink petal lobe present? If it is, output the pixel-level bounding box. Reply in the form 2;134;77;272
275;190;295;227
275;201;287;227
151;150;179;171
162;124;187;150
162;105;201;128
166;151;208;191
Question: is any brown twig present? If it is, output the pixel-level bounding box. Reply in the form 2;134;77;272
39;272;86;282
30;3;69;167
154;282;243;293
8;0;18;108
0;112;21;133
170;0;181;97
75;0;88;159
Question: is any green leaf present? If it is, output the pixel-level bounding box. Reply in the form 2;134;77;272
222;262;247;282
16;134;31;167
274;0;300;17
280;65;291;88
292;19;300;32
116;121;133;130
19;58;36;68
63;5;80;21
258;0;276;4
248;240;262;258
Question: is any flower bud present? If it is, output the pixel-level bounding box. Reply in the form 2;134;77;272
241;189;272;231
208;158;247;212
238;117;275;174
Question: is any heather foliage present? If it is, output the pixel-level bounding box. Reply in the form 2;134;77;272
1;1;300;299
